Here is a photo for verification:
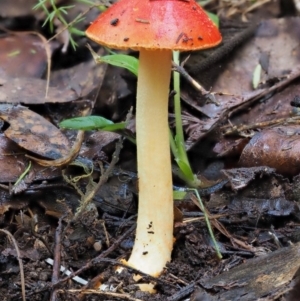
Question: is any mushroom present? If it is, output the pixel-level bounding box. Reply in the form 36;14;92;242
86;0;222;277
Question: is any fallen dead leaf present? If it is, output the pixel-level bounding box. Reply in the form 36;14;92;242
239;125;300;175
0;34;48;78
0;0;38;17
0;68;78;104
0;104;70;159
222;166;276;190
0;134;61;183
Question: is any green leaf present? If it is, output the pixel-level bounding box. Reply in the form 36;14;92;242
32;0;48;10
196;1;220;28
59;5;75;14
101;122;127;131
59;116;126;131
206;11;219;27
173;190;187;200
174;134;189;163
70;27;86;36
175;159;195;182
96;54;139;76
197;0;211;6
48;10;56;22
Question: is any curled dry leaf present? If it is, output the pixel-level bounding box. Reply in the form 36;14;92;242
222;166;276;190
239;125;300;176
0;104;70;160
213;137;249;157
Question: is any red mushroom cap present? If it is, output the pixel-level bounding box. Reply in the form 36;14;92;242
86;0;222;51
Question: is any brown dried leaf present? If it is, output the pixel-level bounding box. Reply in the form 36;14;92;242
0;69;78;104
0;0;38;17
50;55;107;101
0;34;48;78
0;189;28;215
0;0;65;17
80;131;120;160
239;125;300;176
213;138;249;157
222;166;276;190
0;104;70;159
0;134;61;183
214;18;300;95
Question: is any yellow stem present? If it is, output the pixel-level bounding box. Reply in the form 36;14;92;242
126;49;173;276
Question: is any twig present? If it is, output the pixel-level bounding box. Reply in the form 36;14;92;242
50;215;65;301
172;61;209;95
52;224;135;287
75;135;124;218
51;215;65;283
222;115;300;136
167;282;196;301
59;288;143;301
47;3;107;44
0;229;26;301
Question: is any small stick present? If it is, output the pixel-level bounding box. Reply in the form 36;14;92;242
172;61;209;95
50;215;65;301
52;224;135;287
167;282;196;301
51;216;65;284
0;229;26;301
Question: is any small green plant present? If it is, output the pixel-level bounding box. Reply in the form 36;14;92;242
170;51;202;187
33;0;106;49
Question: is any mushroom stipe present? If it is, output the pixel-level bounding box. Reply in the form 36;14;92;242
86;0;222;277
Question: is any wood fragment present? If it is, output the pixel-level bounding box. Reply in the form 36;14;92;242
201;243;300;300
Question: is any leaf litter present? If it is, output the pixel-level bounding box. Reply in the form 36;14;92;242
1;1;300;301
